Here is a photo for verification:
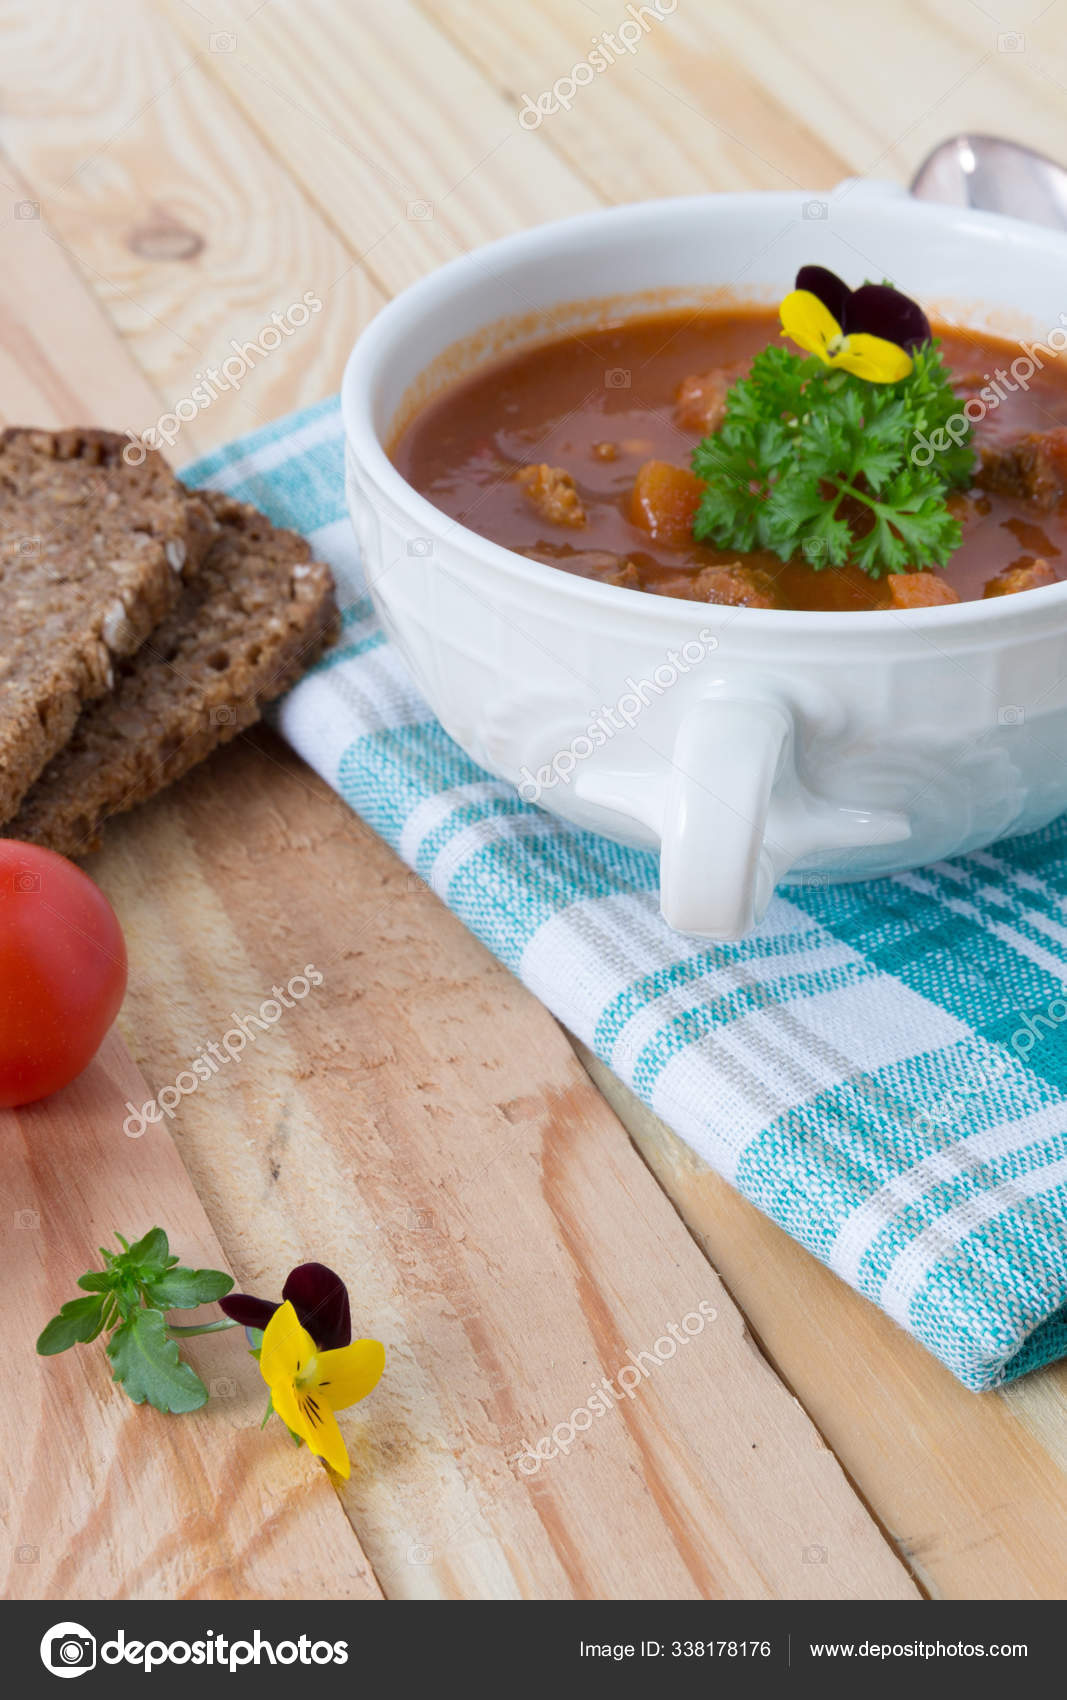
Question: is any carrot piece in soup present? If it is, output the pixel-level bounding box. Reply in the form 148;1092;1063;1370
884;572;960;608
630;460;704;544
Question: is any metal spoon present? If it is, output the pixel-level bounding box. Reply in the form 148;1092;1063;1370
911;134;1067;230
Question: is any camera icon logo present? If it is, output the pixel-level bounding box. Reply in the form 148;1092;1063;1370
997;704;1025;727
406;537;434;557
15;200;40;220
210;704;237;726
13;869;41;893
604;368;631;389
803;199;829;220
210;30;237;51
40;1622;96;1678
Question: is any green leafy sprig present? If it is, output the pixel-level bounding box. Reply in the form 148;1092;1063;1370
691;341;975;577
36;1228;235;1414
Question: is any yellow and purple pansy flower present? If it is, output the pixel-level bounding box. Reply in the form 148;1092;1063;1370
221;1262;384;1479
779;265;931;383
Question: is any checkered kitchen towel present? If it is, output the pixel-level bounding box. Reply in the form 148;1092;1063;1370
187;399;1067;1393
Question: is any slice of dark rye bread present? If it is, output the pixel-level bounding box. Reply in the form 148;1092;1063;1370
0;427;194;821
6;490;339;858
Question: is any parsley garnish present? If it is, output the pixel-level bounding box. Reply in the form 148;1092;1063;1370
691;342;974;576
37;1228;236;1414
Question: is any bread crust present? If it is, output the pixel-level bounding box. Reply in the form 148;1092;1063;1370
7;489;338;857
0;427;188;820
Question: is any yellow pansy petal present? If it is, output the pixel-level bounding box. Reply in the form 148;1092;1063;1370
833;332;913;383
260;1300;317;1386
295;1391;351;1478
264;1358;351;1477
780;288;842;362
267;1371;311;1446
314;1339;386;1411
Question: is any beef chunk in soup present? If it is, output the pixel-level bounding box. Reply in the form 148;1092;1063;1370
692;563;780;608
674;363;747;435
516;463;586;527
606;558;642;589
983;557;1057;597
516;546;642;588
977;427;1067;510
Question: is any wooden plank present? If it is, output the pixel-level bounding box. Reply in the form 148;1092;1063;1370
0;0;381;457
160;0;601;297
0;157;167;430
90;727;919;1600
575;1043;1067;1601
0;1034;381;1600
422;0;1067;202
714;0;1067;186
420;0;847;196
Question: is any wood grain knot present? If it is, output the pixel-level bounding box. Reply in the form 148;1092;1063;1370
127;215;205;262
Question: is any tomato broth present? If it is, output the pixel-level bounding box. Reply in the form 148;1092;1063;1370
391;309;1067;612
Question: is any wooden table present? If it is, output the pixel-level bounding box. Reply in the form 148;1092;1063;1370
3;0;1067;1602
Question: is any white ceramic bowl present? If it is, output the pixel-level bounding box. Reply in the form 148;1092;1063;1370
342;183;1067;940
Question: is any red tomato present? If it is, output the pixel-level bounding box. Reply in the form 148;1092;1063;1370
0;842;127;1109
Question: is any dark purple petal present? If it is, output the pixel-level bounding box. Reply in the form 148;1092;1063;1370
219;1292;280;1331
794;265;930;356
846;283;930;352
795;265;850;326
282;1262;351;1350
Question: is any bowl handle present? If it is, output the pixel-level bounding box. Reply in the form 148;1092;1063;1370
659;697;786;939
658;695;910;940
